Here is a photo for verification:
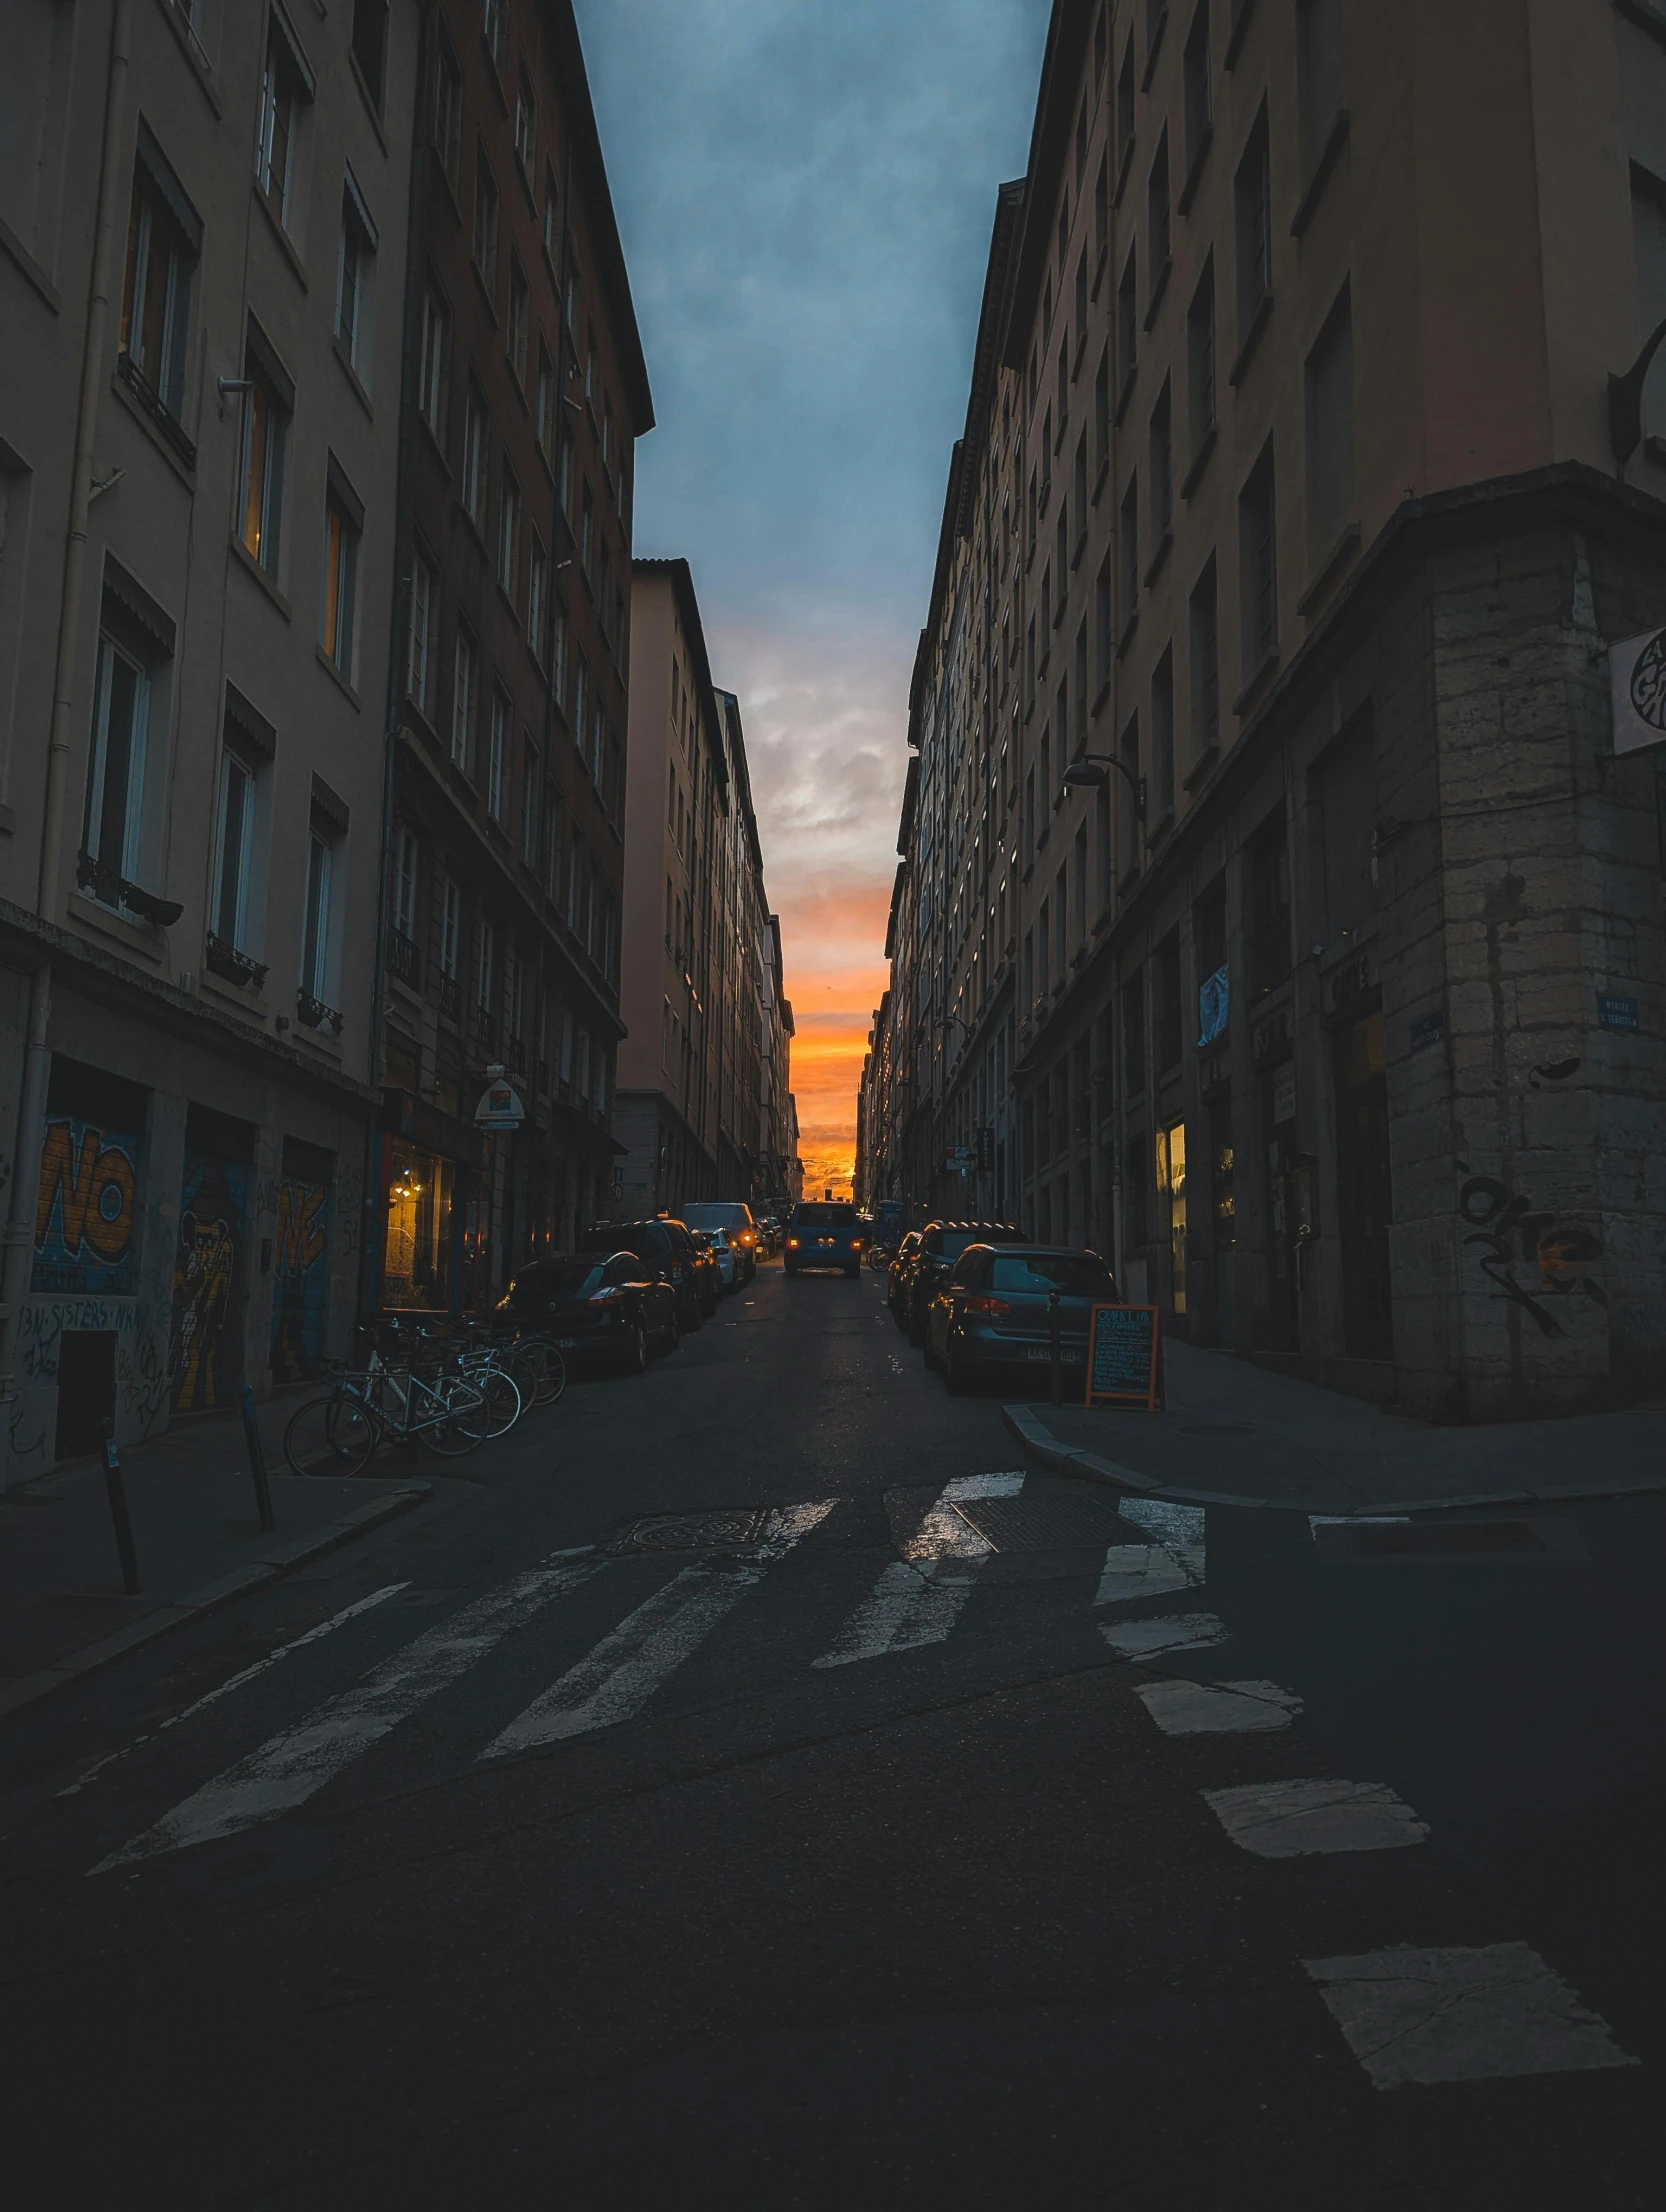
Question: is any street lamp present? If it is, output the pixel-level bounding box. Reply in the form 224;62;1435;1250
1061;753;1147;821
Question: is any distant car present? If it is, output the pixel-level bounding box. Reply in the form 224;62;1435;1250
687;1232;722;1316
902;1221;1029;1346
679;1202;758;1283
579;1218;705;1331
887;1230;924;1330
498;1252;680;1373
702;1225;742;1290
783;1200;864;1278
924;1244;1118;1394
754;1216;780;1258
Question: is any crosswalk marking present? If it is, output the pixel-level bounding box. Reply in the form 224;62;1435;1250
1203;1777;1428;1858
1095;1544;1192;1607
1101;1611;1228;1656
93;1555;604;1872
1136;1678;1301;1735
812;1560;978;1668
1117;1499;1206;1582
484;1500;837;1755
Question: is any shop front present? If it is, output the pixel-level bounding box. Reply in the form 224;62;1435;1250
375;1091;485;1316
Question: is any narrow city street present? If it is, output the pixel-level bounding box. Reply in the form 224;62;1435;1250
2;1260;1661;2208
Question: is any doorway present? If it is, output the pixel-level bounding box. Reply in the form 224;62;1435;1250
57;1331;117;1458
1334;1011;1394;1358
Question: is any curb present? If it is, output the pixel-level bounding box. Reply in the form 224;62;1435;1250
1001;1405;1666;1518
0;1484;431;1723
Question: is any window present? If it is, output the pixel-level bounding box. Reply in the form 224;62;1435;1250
543;167;560;265
213;750;256;951
1123;968;1147;1096
1189;556;1220;761
1148;131;1171;275
418;283;449;432
462;384;487;523
553;606;568;705
82;595;156;895
1187;256;1216;463
472;147;499;292
1634;165;1666;440
256;13;310;232
1055;507;1068;603
475;915;496;1014
452;629;478;770
1297;0;1344;174
497;463;520;599
434;37;462;186
1238;442;1278;672
1095;553;1113;691
602;398;616;476
1095;151;1109;268
321;463;362;676
1116;36;1136;172
439;876;461;980
392;822;419;943
536;344;556;460
336;173;376;377
1305;282;1355;561
521;738;541;867
351;0;388;109
506;258;529;387
580;485;595;578
1152;648;1175;819
238;337;290;575
1073;822;1088;947
1119;473;1139;623
1235;104;1272;333
483;0;506;72
514;65;536;173
301;827;334;1003
406;550;436;714
1094;345;1111;477
1118;715;1141;876
488;688;509;818
1248;817;1291;995
1074;619;1088;745
1117;248;1138;391
558;431;574;521
573;653;588;758
120;131;200;429
528;537;547;659
1094;0;1109;82
1150;379;1173;546
1183;2;1212;176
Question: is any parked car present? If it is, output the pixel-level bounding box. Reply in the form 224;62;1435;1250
687;1232;722;1316
702;1225;743;1290
680;1202;759;1283
579;1217;705;1331
901;1220;1028;1345
887;1229;924;1330
783;1200;864;1277
754;1216;779;1258
498;1251;680;1373
924;1244;1118;1393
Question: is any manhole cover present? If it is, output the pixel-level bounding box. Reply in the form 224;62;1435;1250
1314;1518;1586;1565
612;1508;768;1553
1180;1423;1257;1436
952;1488;1126;1552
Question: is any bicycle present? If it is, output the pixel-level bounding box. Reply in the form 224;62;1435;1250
283;1351;491;1476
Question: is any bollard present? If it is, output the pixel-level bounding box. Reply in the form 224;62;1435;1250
1048;1290;1062;1407
101;1426;142;1595
238;1383;276;1532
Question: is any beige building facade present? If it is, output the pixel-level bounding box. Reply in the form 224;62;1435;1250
1;0;418;1482
870;0;1666;1419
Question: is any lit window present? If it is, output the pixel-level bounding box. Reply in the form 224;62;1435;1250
238;332;291;575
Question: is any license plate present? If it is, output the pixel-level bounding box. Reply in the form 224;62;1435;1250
1023;1346;1082;1362
554;1338;578;1350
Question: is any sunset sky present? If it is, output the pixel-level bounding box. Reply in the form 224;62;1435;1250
577;0;1051;1193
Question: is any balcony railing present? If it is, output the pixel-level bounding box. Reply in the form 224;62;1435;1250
386;927;421;988
296;990;343;1036
437;973;460;1020
205;932;268;991
116;350;197;469
475;1008;499;1055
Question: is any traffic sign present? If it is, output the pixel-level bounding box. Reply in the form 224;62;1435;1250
473;1077;525;1130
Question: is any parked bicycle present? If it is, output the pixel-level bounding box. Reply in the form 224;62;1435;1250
283;1348;491;1476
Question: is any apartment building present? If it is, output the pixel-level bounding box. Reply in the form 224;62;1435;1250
374;0;651;1309
0;0;418;1482
614;562;791;1217
871;0;1666;1419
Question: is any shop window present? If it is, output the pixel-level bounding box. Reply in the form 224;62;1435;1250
1157;1119;1187;1314
384;1143;456;1311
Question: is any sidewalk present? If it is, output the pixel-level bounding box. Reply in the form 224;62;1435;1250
0;1399;431;1718
1004;1339;1666;1515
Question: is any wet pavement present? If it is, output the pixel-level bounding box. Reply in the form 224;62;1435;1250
1;1263;1661;2206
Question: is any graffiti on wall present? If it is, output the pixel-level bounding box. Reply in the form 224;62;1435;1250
31;1118;140;1294
269;1176;331;1383
1457;1169;1606;1340
171;1152;247;1411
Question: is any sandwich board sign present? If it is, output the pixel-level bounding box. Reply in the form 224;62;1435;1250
1086;1303;1164;1411
473;1077;525;1131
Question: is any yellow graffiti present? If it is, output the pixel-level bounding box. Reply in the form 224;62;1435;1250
173;1212;237;1410
275;1180;327;1277
35;1121;136;1265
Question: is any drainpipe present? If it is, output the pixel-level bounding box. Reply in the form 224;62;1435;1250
0;0;133;1489
358;0;433;1325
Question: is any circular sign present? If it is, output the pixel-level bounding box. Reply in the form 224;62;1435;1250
1631;630;1666;733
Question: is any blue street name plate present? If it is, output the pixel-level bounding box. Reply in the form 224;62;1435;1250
1087;1304;1159;1407
1598;996;1638;1031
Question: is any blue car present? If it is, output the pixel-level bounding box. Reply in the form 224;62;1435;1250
783;1201;864;1277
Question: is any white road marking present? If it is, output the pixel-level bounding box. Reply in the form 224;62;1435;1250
484;1501;836;1754
1100;1611;1228;1657
1136;1678;1302;1735
1304;1942;1638;2088
1094;1543;1193;1607
903;1471;1026;1562
1203;1776;1428;1857
812;1560;979;1668
94;1556;603;1871
1309;1515;1409;1538
56;1584;411;1800
1117;1499;1206;1581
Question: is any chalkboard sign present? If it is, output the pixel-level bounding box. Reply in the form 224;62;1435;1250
1086;1304;1163;1411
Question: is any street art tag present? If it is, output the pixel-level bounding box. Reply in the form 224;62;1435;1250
171;1151;248;1412
31;1117;140;1295
269;1176;331;1383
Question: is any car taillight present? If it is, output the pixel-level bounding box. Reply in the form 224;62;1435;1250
588;1287;626;1304
965;1296;1012;1317
786;1236;799;1249
851;1237;863;1249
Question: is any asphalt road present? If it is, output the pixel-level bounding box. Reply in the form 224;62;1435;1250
2;1259;1662;2209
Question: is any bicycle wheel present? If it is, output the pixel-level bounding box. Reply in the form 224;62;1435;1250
285;1393;378;1476
476;1368;522;1438
536;1344;567;1405
501;1346;542;1410
422;1379;486;1456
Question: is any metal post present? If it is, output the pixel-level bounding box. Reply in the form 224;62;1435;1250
1049;1289;1062;1407
101;1427;141;1595
237;1383;276;1531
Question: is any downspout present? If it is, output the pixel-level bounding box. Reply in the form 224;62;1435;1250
0;0;133;1487
358;0;433;1324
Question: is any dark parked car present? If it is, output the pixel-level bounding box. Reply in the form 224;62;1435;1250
783;1200;864;1277
902;1221;1028;1345
687;1232;722;1317
680;1202;759;1283
924;1245;1118;1393
498;1252;680;1373
579;1217;705;1331
886;1229;924;1330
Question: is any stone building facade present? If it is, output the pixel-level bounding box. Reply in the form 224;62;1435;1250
866;0;1666;1418
0;0;419;1482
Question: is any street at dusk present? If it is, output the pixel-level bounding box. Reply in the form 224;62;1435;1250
2;1;1664;2206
